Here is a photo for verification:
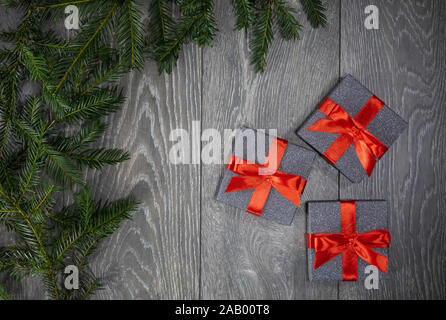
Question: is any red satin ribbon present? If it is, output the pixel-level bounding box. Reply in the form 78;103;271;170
307;201;390;281
225;138;307;216
307;96;388;176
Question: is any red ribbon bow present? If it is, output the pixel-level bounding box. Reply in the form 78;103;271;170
225;138;307;216
307;201;390;281
307;96;388;176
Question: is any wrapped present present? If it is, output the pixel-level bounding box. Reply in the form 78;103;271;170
297;74;408;183
307;200;390;281
216;127;316;225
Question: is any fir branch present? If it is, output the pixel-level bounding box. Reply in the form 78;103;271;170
16;143;42;206
151;15;198;74
54;190;137;263
192;0;218;47
249;0;274;73
232;0;254;36
14;120;83;187
118;0;145;70
148;0;174;46
54;0;118;92
80;63;123;96
55;122;107;153
58;88;124;124
22;47;48;82
151;0;217;73
36;0;93;10
0;283;9;300
299;0;327;28
41;145;84;187
69;148;130;170
81;276;102;299
0;189;60;299
33;184;55;212
0;1;140;300
273;0;302;40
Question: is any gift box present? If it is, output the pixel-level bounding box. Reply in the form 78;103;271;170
307;200;390;281
216;127;316;225
297;74;408;183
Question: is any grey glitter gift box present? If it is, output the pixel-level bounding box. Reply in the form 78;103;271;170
297;74;408;183
216;127;316;226
307;201;390;281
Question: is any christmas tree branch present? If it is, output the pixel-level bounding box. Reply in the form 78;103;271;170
37;0;93;10
250;0;274;73
0;282;9;300
299;0;327;28
54;0;118;92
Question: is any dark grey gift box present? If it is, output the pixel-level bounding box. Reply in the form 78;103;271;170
307;201;389;281
297;75;408;183
216;128;316;226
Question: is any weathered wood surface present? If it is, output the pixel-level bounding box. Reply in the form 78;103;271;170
338;0;446;300
1;0;445;300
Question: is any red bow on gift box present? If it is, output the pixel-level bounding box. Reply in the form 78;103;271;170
307;201;390;281
224;137;307;216
307;96;388;176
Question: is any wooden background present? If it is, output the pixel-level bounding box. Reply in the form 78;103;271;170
1;0;445;299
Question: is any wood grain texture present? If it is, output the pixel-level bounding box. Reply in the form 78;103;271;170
200;0;340;300
339;0;446;299
85;46;202;299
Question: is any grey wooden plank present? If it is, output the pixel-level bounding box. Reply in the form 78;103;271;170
339;0;446;299
84;43;202;299
201;0;341;299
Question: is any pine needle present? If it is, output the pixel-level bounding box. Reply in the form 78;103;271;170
300;0;327;28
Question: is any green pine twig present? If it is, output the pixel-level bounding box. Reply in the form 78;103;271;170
300;0;327;28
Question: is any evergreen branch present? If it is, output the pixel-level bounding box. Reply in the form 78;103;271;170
118;0;145;70
192;0;218;47
54;122;107;153
0;189;60;299
249;0;274;73
81;277;101;299
299;0;327;28
232;0;254;36
148;0;174;46
42;145;84;187
69;148;130;169
80;63;122;96
16;144;41;206
78;238;99;269
22;47;48;81
54;1;118;92
0;76;16;160
0;282;10;300
42;85;71;118
36;0;92;10
14;119;83;186
152;16;198;74
54;194;137;262
58;88;124;123
34;184;55;211
273;0;302;40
